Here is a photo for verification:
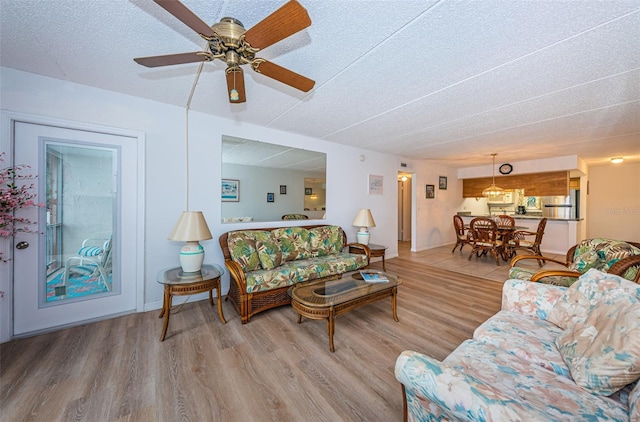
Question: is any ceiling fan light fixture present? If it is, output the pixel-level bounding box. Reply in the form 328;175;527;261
483;153;505;198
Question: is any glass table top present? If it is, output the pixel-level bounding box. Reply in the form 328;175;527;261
289;271;400;308
156;263;224;285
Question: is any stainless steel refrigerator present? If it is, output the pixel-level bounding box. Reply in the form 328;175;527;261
541;190;579;219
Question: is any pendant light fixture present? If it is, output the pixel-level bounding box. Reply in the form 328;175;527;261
482;153;505;198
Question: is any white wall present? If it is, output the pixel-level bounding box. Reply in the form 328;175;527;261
587;161;640;241
1;67;418;313
395;159;462;252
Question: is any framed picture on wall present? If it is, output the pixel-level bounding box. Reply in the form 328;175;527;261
305;188;312;195
267;192;275;202
439;176;447;190
368;174;384;195
222;179;239;202
426;184;435;198
280;185;287;194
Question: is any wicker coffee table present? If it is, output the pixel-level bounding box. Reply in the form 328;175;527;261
288;271;401;352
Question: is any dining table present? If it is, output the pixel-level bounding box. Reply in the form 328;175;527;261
465;223;528;261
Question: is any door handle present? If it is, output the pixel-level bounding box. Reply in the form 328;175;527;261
16;241;29;250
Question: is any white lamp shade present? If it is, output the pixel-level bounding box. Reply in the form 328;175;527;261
352;209;376;228
168;211;213;241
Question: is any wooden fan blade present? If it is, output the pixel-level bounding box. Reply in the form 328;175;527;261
134;52;208;68
226;67;246;103
153;0;215;37
243;0;311;50
253;60;315;92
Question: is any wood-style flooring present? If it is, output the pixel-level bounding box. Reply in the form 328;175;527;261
1;243;557;421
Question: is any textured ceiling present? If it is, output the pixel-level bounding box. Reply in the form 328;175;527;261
1;0;639;167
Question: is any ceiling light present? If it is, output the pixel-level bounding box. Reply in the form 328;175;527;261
482;153;505;198
611;157;624;164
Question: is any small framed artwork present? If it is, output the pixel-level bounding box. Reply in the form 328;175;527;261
305;188;312;195
368;174;384;195
426;184;435;199
267;192;275;203
280;185;287;195
439;176;447;190
221;179;240;202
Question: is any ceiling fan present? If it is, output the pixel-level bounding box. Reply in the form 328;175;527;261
134;0;315;103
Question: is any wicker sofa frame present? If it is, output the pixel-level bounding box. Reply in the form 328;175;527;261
219;224;371;324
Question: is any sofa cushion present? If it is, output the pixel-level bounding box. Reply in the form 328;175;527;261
443;340;629;420
255;239;283;270
473;310;569;377
273;227;312;262
508;266;578;287
244;253;368;293
547;269;640;330
555;299;640;396
227;230;271;272
308;225;343;257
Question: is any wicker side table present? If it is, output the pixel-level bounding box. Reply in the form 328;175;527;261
156;264;226;341
350;243;388;271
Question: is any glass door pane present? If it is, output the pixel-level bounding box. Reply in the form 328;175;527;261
44;143;117;304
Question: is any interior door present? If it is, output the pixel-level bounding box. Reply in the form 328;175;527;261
12;122;139;336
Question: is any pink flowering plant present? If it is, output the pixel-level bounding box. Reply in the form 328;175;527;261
1;152;40;262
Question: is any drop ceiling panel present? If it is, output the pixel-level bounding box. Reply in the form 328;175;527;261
1;0;639;166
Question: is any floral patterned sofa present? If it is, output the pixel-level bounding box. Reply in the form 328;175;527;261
395;269;640;421
219;225;370;323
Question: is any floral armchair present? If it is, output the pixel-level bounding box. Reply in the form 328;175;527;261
509;238;640;287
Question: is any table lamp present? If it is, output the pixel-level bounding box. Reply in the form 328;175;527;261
168;211;213;273
352;208;376;245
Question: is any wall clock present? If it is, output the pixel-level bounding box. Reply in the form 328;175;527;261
499;163;513;175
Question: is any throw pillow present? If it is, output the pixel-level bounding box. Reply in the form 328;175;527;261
273;227;311;262
555;300;640;396
547;269;640;329
256;240;283;271
227;230;270;272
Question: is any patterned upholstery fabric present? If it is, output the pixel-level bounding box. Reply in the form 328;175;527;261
508;238;640;286
555;300;640;395
308;225;343;257
273;226;313;262
255;239;283;270
227;230;271;272
395;271;638;421
281;213;309;220
228;225;367;294
244;253;367;293
547;268;640;329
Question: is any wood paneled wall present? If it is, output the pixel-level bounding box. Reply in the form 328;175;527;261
462;171;569;197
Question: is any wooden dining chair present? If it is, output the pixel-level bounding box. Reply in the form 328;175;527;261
508;218;547;265
493;214;515;228
468;217;504;266
451;215;472;252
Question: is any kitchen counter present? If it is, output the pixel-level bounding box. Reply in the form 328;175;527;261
458;213;582;222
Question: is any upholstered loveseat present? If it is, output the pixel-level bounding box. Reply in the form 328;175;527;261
219;224;370;323
395;269;640;421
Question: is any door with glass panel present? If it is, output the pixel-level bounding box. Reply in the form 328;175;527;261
12;122;139;336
